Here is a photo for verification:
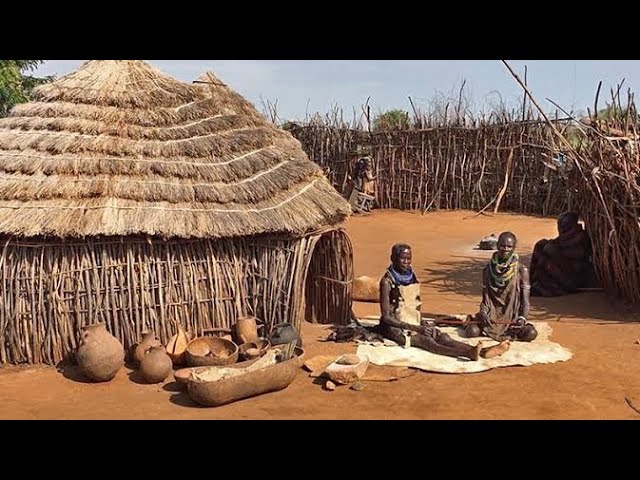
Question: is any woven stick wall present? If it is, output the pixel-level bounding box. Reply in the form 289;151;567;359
499;66;640;305
561;100;640;303
0;230;352;365
498;63;640;305
287;120;574;216
304;229;354;326
577;145;640;303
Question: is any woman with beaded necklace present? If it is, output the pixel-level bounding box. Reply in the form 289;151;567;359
465;232;538;343
378;243;510;360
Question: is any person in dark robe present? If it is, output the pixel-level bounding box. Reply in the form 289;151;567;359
379;244;510;360
529;211;597;297
465;232;538;343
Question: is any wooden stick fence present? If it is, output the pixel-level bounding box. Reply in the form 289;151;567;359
500;61;640;304
565;101;640;303
287;117;574;216
0;230;353;365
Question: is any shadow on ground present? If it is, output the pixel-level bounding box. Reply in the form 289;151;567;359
420;254;638;323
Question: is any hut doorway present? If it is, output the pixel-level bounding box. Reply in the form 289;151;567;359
304;230;354;326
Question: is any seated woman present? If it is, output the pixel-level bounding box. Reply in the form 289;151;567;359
529;212;597;297
466;232;538;343
379;243;510;360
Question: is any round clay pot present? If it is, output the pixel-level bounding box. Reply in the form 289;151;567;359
270;323;302;348
75;323;125;382
134;331;162;364
139;346;173;384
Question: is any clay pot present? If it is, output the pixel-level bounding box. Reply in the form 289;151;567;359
134;331;162;364
236;316;259;344
75;323;125;382
139;346;173;384
270;323;302;348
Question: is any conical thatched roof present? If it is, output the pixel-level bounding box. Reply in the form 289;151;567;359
0;60;351;238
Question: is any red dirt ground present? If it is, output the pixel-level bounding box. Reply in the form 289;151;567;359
1;210;639;419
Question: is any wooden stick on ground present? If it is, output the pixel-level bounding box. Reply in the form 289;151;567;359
625;397;640;415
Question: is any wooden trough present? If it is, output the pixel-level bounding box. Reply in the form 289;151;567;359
186;347;304;407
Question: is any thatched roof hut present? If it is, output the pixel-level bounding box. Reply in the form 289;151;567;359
0;60;353;365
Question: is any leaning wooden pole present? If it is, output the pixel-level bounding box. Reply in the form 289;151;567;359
501;60;615;233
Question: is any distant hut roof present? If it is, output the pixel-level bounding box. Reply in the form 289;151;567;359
0;60;351;238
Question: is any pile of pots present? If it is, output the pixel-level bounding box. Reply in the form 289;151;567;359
73;317;302;385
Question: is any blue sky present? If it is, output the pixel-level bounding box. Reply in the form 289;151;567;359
32;60;640;123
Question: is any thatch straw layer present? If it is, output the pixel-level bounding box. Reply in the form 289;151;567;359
0;178;346;238
0;61;350;238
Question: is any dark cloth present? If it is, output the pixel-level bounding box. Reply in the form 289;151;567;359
327;323;386;343
475;312;537;343
530;227;596;297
